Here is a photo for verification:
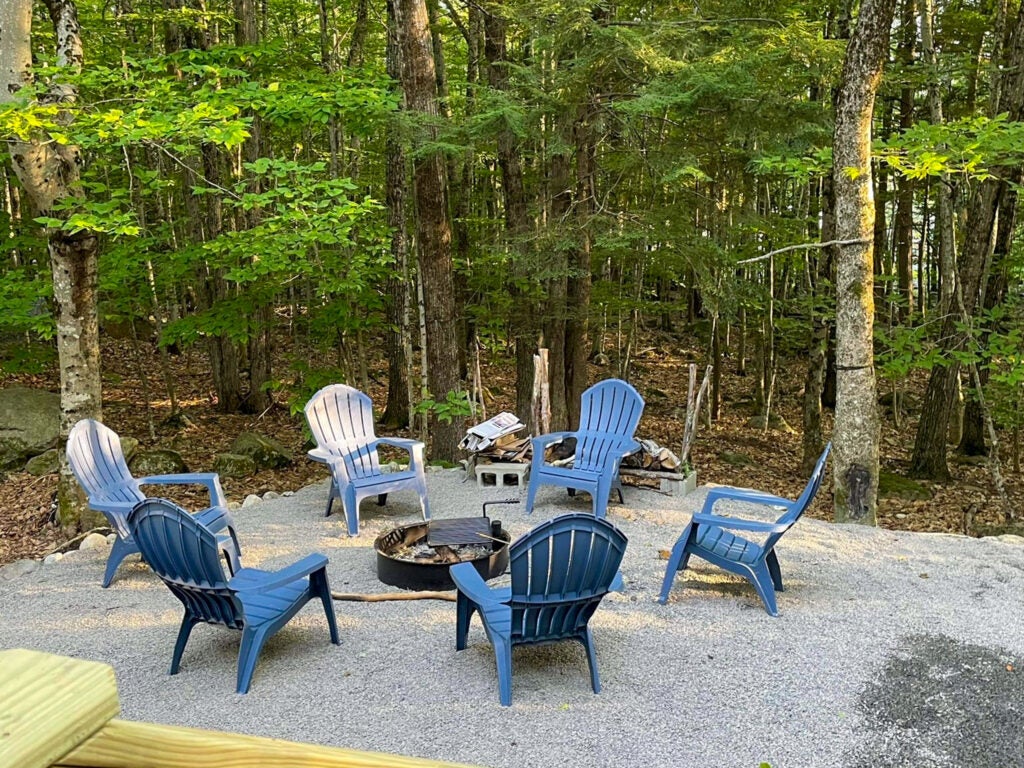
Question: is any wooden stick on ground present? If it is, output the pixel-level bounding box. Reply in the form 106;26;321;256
331;591;456;602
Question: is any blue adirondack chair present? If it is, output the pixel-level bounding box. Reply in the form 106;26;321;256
127;498;339;694
67;419;240;587
525;379;645;518
304;384;430;536
451;513;628;706
658;443;831;616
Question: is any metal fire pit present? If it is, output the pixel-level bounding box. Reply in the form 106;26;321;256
374;501;514;591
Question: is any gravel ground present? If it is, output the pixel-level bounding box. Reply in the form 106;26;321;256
2;470;1023;768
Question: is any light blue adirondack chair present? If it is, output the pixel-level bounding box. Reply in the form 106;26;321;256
304;384;430;536
128;498;339;694
658;443;831;616
451;513;628;706
67;419;240;587
525;379;645;518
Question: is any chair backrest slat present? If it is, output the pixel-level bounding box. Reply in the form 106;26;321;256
508;514;627;644
574;380;644;472
128;499;243;628
305;385;382;480
764;443;832;550
67;420;144;536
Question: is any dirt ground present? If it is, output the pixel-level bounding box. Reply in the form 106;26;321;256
2;331;1019;565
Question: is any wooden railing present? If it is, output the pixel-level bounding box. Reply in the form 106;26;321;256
0;649;476;768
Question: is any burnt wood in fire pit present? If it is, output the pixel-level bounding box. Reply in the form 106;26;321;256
375;521;510;591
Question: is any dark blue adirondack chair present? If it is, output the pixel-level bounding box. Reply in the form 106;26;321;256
127;498;339;693
67;419;240;587
525;379;645;518
658;443;831;616
305;384;430;536
451;513;628;706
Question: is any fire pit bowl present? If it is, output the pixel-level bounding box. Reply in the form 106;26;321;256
374;521;511;591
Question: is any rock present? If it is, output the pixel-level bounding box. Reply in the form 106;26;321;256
129;448;187;476
43;552;64;565
262;491;280;500
0;559;39;580
78;532;109;551
24;448;59;476
878;471;932;501
895;513;908;520
106;533;117;544
746;412;796;433
242;494;261;508
230;432;292;469
996;534;1024;545
719;450;754;467
951;454;988;467
227;501;242;511
0;387;60;470
282;491;295;497
214;452;257;479
119;436;140;462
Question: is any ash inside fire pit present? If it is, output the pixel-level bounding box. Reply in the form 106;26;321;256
375;521;510;591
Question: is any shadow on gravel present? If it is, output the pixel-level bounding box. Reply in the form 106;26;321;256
853;634;1023;768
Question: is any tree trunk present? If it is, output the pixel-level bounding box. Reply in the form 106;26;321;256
911;3;1024;479
545;151;571;432
397;0;462;462
485;4;534;426
831;0;895;524
382;0;410;429
1;0;102;533
566;106;595;428
893;0;916;320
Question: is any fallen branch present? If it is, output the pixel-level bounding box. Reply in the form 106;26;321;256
331;591;456;602
735;238;870;265
44;526;113;557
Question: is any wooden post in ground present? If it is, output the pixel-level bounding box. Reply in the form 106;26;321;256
0;648;476;768
532;348;551;437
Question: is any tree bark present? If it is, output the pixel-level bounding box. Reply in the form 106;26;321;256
382;0;410;430
1;0;102;532
911;3;1024;478
484;3;533;426
831;0;896;524
397;0;462;461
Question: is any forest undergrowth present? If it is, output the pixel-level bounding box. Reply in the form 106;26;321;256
1;330;1018;565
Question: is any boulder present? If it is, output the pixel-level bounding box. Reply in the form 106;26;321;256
214;452;257;479
24;448;59;476
0;387;59;470
242;494;261;508
262;491;280;500
878;471;932;501
230;432;292;469
78;533;109;551
129;448;187;476
43;552;64;565
719;450;755;468
120;436;140;462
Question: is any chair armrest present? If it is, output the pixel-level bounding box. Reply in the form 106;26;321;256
195;505;232;534
702;487;793;515
139;473;226;509
375;438;426;470
376;437;423;450
532;432;576;450
692;513;791;534
307;447;335;464
230;553;329;594
450;562;505;608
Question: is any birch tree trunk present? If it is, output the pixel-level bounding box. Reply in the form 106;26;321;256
397;0;462;462
831;0;896;524
0;0;102;532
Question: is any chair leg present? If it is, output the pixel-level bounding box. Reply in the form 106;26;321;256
658;524;694;604
494;638;514;707
525;476;540;515
377;493;388;506
592;481;613;519
580;627;601;694
343;487;360;536
324;480;338;517
749;562;779;617
312;569;340;645
102;536;138;588
455;592;478;651
766;549;784;592
169;615;198;675
418;481;431;522
236;626;271;694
